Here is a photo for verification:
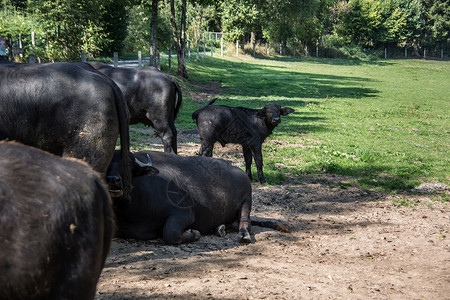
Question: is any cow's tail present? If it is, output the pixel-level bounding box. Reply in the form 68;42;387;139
173;80;183;120
251;219;292;233
113;84;133;199
191;98;218;121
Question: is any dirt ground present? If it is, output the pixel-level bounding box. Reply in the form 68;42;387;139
94;128;449;300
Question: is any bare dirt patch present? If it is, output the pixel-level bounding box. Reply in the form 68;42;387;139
96;131;449;299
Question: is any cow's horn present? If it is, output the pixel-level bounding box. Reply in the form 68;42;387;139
135;154;152;167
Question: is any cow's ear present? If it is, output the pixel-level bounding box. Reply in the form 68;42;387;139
135;165;159;177
133;154;159;177
256;107;267;118
281;107;295;116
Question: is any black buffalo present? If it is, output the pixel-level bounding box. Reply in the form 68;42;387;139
107;150;253;244
86;62;182;154
0;62;132;195
0;141;114;300
192;99;295;183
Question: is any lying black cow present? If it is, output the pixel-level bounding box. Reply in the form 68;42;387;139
192;99;295;183
86;62;182;154
0;62;132;196
0;141;114;300
107;150;253;244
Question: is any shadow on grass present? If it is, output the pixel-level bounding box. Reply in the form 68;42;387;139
259;55;393;66
187;57;380;101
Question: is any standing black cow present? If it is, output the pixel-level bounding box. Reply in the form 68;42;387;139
192;99;295;183
0;62;132;196
107;150;253;244
0;141;114;300
86;62;182;154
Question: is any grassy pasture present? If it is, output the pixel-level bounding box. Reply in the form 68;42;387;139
144;56;450;193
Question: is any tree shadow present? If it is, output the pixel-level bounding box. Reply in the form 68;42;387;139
188;57;380;101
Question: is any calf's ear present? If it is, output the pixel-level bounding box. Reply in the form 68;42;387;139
281;107;295;116
256;107;267;118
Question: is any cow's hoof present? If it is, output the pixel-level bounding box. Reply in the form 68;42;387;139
216;224;226;237
238;230;251;243
188;229;201;241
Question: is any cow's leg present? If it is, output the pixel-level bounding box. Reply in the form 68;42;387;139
251;144;266;183
169;120;178;154
199;140;214;157
149;113;175;153
162;212;200;244
238;193;252;243
243;146;253;181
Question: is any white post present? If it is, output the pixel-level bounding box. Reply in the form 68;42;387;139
113;52;118;67
236;40;239;57
305;45;308;57
81;51;87;62
169;45;172;69
267;41;270;55
424;48;426;58
221;37;223;57
188;41;191;62
196;41;199;59
138;51;142;67
29;53;36;64
31;31;35;47
203;40;206;58
211;40;213;57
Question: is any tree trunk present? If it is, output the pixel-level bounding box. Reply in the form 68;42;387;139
150;0;159;67
170;0;188;78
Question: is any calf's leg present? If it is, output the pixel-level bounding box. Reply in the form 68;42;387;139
162;212;200;244
251;144;266;184
242;146;253;181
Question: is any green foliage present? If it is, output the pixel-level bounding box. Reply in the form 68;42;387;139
220;0;260;42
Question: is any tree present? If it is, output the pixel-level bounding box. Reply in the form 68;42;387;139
170;0;188;78
150;0;159;66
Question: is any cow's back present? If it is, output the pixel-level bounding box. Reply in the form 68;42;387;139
0;141;113;300
0;62;121;173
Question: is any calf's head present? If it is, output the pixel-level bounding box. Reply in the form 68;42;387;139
257;103;295;127
106;150;159;198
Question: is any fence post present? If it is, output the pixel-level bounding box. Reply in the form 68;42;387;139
441;47;444;59
188;41;191;62
81;52;87;62
280;43;282;55
138;51;142;67
384;48;387;59
405;47;407;58
252;43;256;57
211;40;213;57
203;40;206;58
7;34;12;61
157;49;160;70
221;37;223;57
113;52;118;67
305;45;308;57
31;31;35;47
236;40;239;57
316;41;319;58
169;45;172;69
196;41;199;59
424;48;426;58
29;53;36;64
293;43;296;57
267;41;270;55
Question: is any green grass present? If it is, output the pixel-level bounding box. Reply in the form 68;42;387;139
159;56;449;192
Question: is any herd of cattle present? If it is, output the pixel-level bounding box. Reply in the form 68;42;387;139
0;57;294;299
